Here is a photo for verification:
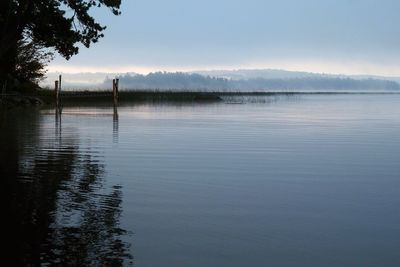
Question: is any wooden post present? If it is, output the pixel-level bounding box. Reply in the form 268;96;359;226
58;75;62;110
112;78;115;103
58;75;62;92
115;78;119;104
55;80;59;107
113;78;119;105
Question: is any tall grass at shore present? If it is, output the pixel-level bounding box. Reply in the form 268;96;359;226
30;88;400;106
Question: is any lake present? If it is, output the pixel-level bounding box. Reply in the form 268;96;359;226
1;94;400;266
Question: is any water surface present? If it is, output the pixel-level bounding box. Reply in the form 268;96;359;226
2;94;400;266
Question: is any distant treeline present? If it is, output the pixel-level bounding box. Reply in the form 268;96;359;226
233;77;400;91
103;72;400;91
105;72;228;90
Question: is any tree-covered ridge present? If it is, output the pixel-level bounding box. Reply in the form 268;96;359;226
112;72;230;91
103;72;400;91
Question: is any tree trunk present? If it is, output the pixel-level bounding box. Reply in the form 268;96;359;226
0;41;18;89
0;0;31;88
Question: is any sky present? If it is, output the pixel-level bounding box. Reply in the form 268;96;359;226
48;0;400;76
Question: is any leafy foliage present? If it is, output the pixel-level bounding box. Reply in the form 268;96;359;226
0;0;122;89
14;39;54;84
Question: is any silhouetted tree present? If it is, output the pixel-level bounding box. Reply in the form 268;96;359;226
0;0;121;88
12;39;54;91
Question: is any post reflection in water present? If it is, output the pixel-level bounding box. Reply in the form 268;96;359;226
55;106;62;141
113;105;119;144
0;108;132;266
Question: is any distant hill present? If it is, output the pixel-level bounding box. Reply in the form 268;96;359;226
194;69;400;83
43;69;400;91
104;72;229;90
193;69;332;80
103;72;400;91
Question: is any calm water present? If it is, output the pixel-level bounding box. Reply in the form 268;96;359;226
1;94;400;266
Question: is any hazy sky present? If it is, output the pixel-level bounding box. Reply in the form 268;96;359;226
49;0;400;76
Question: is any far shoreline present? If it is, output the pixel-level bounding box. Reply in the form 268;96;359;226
1;90;400;108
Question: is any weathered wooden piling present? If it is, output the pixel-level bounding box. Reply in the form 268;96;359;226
113;78;119;105
58;75;62;92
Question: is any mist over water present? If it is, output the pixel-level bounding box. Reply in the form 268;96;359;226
2;94;400;266
42;70;400;91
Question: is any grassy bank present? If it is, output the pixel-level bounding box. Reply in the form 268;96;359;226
36;90;223;104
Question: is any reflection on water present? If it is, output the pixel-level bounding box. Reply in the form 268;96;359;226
221;93;301;104
113;105;119;143
2;94;400;267
0;108;131;266
55;106;62;141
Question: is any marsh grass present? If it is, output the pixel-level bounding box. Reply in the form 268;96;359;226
33;88;400;106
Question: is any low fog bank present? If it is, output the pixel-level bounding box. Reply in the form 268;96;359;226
42;69;400;92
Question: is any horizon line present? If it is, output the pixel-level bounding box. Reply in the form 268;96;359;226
45;67;400;79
